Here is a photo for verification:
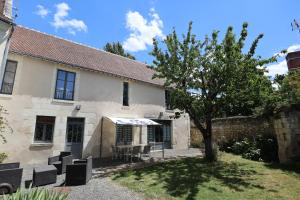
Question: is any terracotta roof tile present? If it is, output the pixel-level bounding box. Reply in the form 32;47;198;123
9;26;164;86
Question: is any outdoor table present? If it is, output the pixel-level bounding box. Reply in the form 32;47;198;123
33;165;57;186
115;144;147;161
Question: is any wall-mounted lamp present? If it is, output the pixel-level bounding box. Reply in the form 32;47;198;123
75;105;81;111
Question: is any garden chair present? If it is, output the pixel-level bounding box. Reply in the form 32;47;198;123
111;145;119;160
123;146;132;162
141;145;151;158
48;151;73;174
65;156;92;186
131;146;141;162
0;162;23;194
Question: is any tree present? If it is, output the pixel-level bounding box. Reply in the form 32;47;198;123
0;105;9;144
103;42;136;60
278;69;300;105
151;22;276;161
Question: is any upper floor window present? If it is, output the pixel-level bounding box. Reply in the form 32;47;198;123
34;116;55;143
54;69;76;100
165;90;172;110
123;82;129;106
0;60;17;95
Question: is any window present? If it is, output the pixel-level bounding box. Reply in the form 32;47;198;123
147;120;172;150
123;82;129;106
116;125;132;145
34;116;55;143
0;60;17;94
165;90;172;110
54;70;76;100
66;118;84;143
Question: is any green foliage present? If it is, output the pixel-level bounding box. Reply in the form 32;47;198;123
103;42;135;60
0;105;10;144
0;152;7;163
258;69;300;114
2;188;68;200
278;69;300;105
151;21;276;161
219;135;278;162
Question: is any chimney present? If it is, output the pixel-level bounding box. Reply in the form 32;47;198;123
286;51;300;71
2;0;13;19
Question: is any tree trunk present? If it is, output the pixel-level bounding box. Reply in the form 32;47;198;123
188;107;217;162
203;134;215;162
203;115;216;162
190;115;216;162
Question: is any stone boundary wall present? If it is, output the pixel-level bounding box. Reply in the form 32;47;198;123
190;116;275;147
190;104;300;163
273;105;300;163
212;116;275;143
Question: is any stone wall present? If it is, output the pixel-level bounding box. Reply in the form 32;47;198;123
212;116;275;143
191;105;300;163
274;105;300;163
190;116;275;146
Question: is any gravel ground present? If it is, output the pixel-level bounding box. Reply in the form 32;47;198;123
68;177;143;200
19;149;202;200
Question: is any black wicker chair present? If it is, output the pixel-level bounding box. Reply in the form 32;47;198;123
48;151;73;174
141;145;151;158
65;156;92;186
0;162;23;194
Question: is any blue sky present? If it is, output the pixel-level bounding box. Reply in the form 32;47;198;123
16;0;300;76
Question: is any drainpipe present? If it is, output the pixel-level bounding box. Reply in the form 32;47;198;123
99;117;104;159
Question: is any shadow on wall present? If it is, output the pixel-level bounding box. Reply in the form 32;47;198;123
82;121;101;159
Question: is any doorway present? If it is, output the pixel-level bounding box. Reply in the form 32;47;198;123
65;117;85;159
147;120;172;150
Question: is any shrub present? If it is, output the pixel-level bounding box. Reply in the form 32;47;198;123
0;152;7;163
2;187;68;200
219;134;278;162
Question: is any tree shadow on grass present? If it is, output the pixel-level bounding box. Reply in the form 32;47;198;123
264;162;300;179
113;157;268;200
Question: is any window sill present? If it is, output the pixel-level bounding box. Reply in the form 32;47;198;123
0;93;12;99
51;99;75;105
122;106;130;110
30;143;53;147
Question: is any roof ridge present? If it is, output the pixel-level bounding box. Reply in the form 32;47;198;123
16;25;153;68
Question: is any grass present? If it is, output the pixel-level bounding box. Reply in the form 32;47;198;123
111;153;300;200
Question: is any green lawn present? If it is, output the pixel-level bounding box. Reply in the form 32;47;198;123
111;153;300;200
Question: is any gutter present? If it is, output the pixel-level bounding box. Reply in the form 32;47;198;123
0;16;14;26
0;20;14;88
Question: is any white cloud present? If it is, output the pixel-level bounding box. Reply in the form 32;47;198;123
266;60;288;77
123;8;164;52
287;44;300;53
266;44;300;77
51;2;87;35
36;5;49;18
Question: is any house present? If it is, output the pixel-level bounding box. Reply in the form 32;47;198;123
0;2;190;164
